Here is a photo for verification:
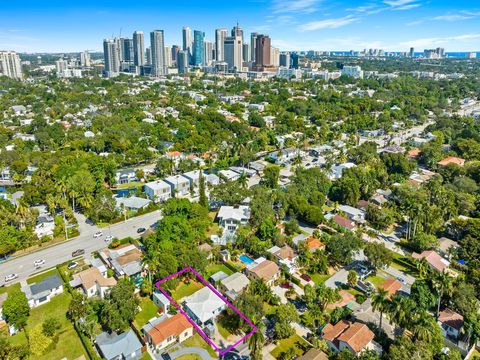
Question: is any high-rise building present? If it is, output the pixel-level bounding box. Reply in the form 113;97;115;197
279;52;290;68
55;59;68;73
193;30;205;66
250;33;259;62
231;24;243;42
150;30;166;76
182;26;192;55
270;47;280;67
172;45;180;63
409;47;415;58
204;40;213;66
165;46;172;67
215;28;228;62
133;31;145;66
122;38;134;63
254;35;271;70
177;50;189;74
103;38;120;77
291;53;300;69
224;35;243;72
0;51;23;80
242;43;250;62
466;52;477;59
80;51;91;67
146;47;152;65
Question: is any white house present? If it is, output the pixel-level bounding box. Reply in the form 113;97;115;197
218;169;240;182
183;287;226;326
153;291;170;313
338;205;365;223
164;175;190;197
115;169;137;184
144;180;172;202
182;170;202;193
21;274;64;308
70;267;117;299
328;162;356;180
217;206;250;233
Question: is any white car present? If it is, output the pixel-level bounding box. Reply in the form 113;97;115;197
34;259;45;267
67;261;78;270
105;235;113;242
93;231;103;238
5;273;18;282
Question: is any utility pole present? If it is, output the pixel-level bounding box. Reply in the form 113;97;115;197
63;211;69;241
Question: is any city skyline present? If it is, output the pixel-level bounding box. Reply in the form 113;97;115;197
1;0;480;53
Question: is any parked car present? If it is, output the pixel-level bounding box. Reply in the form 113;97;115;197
300;274;311;282
67;262;78;270
72;249;85;257
5;273;18;282
280;282;293;289
137;227;146;234
93;231;103;238
105;235;113;242
33;259;45;268
396;276;406;284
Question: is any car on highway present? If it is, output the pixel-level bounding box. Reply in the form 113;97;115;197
33;259;45;268
137;227;146;234
300;274;312;282
105;235;113;242
72;249;85;257
5;273;18;282
93;231;103;238
67;262;78;270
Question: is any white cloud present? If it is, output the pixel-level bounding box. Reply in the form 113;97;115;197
300;16;358;31
393;3;421;10
384;0;421;11
398;33;480;48
272;0;321;14
433;14;473;21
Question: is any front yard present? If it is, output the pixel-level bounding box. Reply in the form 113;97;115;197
270;334;311;358
134;297;159;330
179;333;218;357
26;267;61;284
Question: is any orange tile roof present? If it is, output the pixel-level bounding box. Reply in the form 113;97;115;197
337;322;375;353
378;279;402;298
437;156;465;167
328;290;356;310
148;314;193;346
167;151;183;157
306;236;324;251
249;260;280;282
333;214;355;230
322;320;350;342
407;149;421;158
275;245;296;260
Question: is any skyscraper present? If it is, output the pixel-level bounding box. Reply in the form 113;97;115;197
231;24;243;42
215;28;228;62
146;47;152;65
150;30;166;76
193;30;205;66
182;26;192;54
409;47;415;58
172;45;180;63
80;51;91;67
250;33;259;62
165;46;172;67
103;38;120;77
204;40;213;66
122;38;134;63
177;50;188;74
224;35;243;72
270;47;279;67
242;43;250;62
279;52;290;68
254;35;271;70
0;51;22;80
133;31;145;66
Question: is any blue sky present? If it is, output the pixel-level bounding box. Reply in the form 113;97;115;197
1;0;479;52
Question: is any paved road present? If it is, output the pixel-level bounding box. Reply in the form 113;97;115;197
0;210;161;286
168;347;216;360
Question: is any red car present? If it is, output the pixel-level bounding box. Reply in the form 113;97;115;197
280;282;293;289
300;274;312;282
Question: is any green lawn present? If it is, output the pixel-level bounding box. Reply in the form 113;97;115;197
366;274;387;287
205;263;234;278
26;268;61;285
216;317;234;339
180;333;217;357
270;334;311;358
172;280;203;302
134;297;159;330
116;181;144;190
22;292;86;360
141;351;154;360
175;355;203;360
310;273;329;285
0;282;20;295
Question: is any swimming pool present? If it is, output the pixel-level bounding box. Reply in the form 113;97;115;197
239;254;254;265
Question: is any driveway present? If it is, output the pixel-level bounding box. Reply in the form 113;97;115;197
168;347;216;360
352;299;397;339
324;268;348;289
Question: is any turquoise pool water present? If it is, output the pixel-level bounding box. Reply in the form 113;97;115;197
239;254;254;265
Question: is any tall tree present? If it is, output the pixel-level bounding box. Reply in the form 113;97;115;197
372;288;389;330
2;288;29;330
102;279;139;332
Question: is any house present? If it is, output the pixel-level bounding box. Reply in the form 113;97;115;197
183;287;226;326
370;194;388;207
143;314;193;352
338;205;365;223
34;206;55;238
438;237;460;259
21;274;64;308
164;175;190;197
115;196;152;211
144;180;172;203
437;156;465;167
267;245;297;273
153;291;170;313
229;167;256;177
205;173;220;186
182;170;202;193
99;244;143;284
115;169;138;184
269;148;302;164
297;349;329;360
305;236;325;252
245;258;280;286
332;214;356;231
322;320;379;356
219;272;250;300
217;206;250;233
328;163;356;180
95;330;143;360
209;271;229;284
378;279;402;298
412;250;450;272
292;233;308;248
438;309;464;340
218;169;240;182
70;267;117;299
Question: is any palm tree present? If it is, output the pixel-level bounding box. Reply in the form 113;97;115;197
247;316;265;360
411;311;436;342
433;271;452;319
415;258;430;280
372;288;389;330
237;173;248;189
389;295;413;329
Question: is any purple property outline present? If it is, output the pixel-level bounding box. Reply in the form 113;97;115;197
155;266;257;356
